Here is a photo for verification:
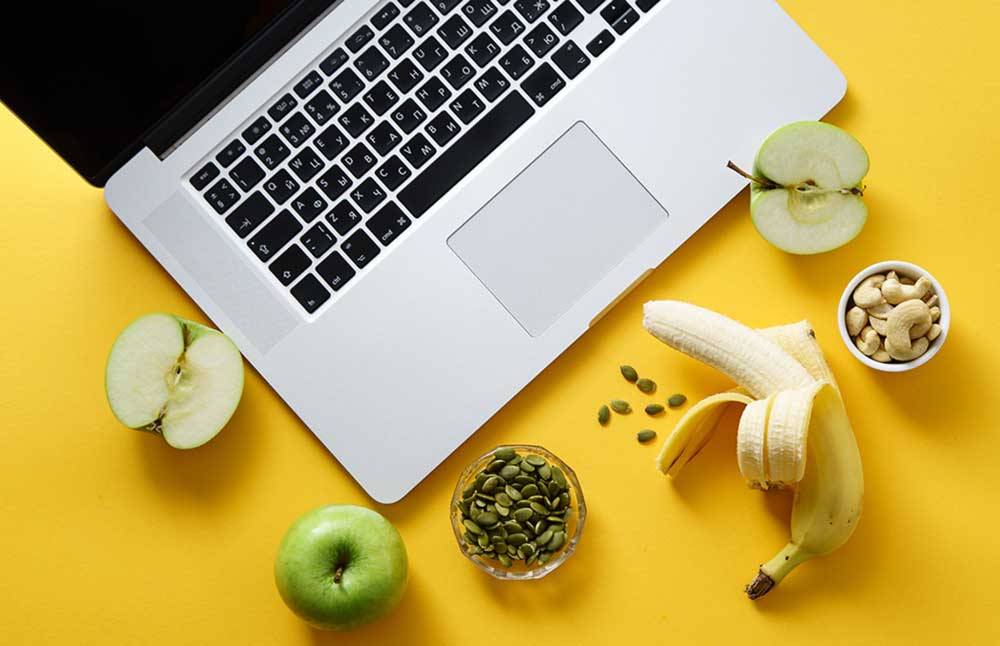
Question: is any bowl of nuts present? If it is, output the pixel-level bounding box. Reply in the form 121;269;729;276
838;260;950;372
451;445;586;580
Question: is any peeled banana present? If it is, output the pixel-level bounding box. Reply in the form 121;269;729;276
644;301;863;599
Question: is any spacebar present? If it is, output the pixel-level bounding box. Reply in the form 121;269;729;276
398;92;535;218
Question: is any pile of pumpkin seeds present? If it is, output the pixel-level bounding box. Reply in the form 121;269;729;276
457;447;573;568
599;365;687;443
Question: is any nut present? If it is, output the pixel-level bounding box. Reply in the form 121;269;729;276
886;336;929;362
924;294;938;308
927;323;942;342
852;274;886;308
885;299;933;350
855;326;881;356
866;302;894;319
899;276;915;285
868;316;888;336
886;270;899;281
881;276;932;305
930;306;941;322
872;344;892;363
845;307;868;337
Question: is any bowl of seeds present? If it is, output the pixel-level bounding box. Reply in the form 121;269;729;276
451;445;586;580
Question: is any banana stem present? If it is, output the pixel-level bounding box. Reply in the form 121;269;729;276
745;543;812;600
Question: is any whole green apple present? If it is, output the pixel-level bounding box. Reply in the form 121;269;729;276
274;505;408;631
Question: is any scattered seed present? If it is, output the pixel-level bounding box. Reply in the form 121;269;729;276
668;393;688;407
610;400;632;414
645;403;665;416
598;405;611;425
637;430;657;443
636;378;656;394
620;365;639;382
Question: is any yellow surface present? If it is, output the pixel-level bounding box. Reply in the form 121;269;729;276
2;2;999;643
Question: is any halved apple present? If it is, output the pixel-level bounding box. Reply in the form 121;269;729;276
732;121;870;255
105;314;244;449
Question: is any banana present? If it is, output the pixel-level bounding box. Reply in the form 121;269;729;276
643;301;864;599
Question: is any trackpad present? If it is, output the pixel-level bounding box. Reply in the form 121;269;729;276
448;122;668;337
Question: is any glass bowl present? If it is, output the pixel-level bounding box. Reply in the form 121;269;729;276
450;445;586;580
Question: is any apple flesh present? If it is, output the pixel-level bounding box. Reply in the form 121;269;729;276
105;313;244;449
274;505;409;631
739;121;870;254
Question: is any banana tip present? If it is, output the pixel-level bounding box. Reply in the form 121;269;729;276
745;570;776;600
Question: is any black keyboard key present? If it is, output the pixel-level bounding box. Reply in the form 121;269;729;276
351;177;389;212
413;36;448;71
248;210;302;261
438;15;474;48
347;25;375;53
399;92;534;217
636;0;659;11
338;103;376;138
434;0;463;14
230;156;266;191
551;40;590;79
269;244;312;286
315;252;356;291
576;0;605;12
326;201;364;235
304;90;340;125
268;93;298;122
363;81;401;116
216;139;246;168
319;47;349;75
190;162;219;190
404;2;440;36
611;7;639;34
291;274;332;312
367;121;404;155
294;70;324;98
301;221;337;258
290;187;329;222
599;0;630;23
399;0;416;6
242;116;272;145
375;155;413;190
314;125;349;160
372;2;401;29
355;46;390;80
224;192;274;238
441;54;476;89
525;23;559;56
316;166;354;201
254;135;291;169
263;169;300;204
367;202;412;246
489;10;526;44
342;230;381;268
378;24;415;59
474;66;512;101
205;179;240;214
387;59;424;93
500;44;534;79
390;98;428;133
400;133;436;169
450;89;485;123
330;68;366;102
548;1;583;34
279;112;316;148
514;0;549;23
426;111;461;145
462;0;498;26
342;142;378;178
522;62;566;106
586;29;614;56
465;32;502;67
289;147;326;183
415;77;452;111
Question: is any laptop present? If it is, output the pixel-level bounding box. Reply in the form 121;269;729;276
0;0;845;502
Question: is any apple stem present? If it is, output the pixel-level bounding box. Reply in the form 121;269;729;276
726;161;780;190
728;161;865;196
333;565;345;584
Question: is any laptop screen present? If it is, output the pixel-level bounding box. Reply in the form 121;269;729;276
0;2;311;185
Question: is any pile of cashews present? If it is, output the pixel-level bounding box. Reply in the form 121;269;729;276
845;270;942;362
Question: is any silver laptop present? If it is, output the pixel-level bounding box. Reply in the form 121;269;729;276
0;0;845;501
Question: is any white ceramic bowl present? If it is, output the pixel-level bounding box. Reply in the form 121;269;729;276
838;260;950;372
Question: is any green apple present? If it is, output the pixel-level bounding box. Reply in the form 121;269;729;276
730;121;870;254
274;505;408;631
105;313;244;449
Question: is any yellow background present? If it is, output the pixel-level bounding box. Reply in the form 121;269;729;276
2;1;999;643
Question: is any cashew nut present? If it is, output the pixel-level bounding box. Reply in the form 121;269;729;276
872;344;892;363
846;307;868;337
899;276;915;286
855;326;881;356
924;294;938;308
852;274;886;308
881;276;932;305
887;270;899;281
869;316;889;336
927;324;942;342
930;306;941;322
866;302;894;319
886;336;929;361
885;299;932;351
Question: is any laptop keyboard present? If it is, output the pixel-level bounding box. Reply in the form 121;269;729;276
188;0;662;315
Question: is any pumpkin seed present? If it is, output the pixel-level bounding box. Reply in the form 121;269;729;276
645;403;665;416
476;512;498;526
610;399;631;414
552;467;567;489
495;492;513;507
525;455;546;467
514;475;535;486
464;531;477;544
486;459;506;473
482;475;502;493
468;546;483;555
507;533;528;546
520;483;539;497
519;542;536;558
463;519;484;535
505;484;523;501
499;465;520;480
598;405;611;425
636;378;656;394
620;365;639;382
494;447;517;461
507;546;517;557
513;508;534;522
503;521;522;532
519;461;535;473
547;531;566;551
462;483;477;499
536;529;554;546
547;481;561;498
498;554;513;568
529;502;549;515
668;393;688;407
538;551;552;564
526;551;539;566
477;534;490;548
637;429;657;443
495;504;510;517
538;464;552;480
534;519;546;534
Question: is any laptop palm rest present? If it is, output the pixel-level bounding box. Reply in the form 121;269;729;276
448;122;668;337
